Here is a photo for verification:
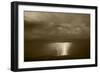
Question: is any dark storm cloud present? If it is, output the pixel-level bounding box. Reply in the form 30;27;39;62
24;11;90;41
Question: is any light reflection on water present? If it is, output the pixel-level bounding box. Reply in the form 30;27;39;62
24;40;90;61
47;43;72;56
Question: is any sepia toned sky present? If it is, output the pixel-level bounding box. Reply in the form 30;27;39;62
24;11;90;41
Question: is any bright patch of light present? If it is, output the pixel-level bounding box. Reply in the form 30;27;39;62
48;43;72;56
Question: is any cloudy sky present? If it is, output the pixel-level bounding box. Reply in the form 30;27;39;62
24;11;90;41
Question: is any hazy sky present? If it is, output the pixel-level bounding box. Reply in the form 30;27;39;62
24;11;90;41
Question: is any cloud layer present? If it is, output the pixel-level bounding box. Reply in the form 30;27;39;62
24;11;90;41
